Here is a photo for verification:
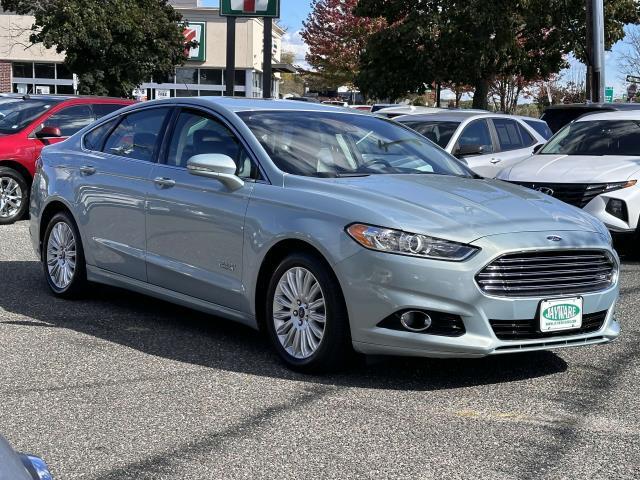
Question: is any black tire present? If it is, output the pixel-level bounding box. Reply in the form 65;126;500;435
265;252;353;373
0;167;29;225
42;211;87;298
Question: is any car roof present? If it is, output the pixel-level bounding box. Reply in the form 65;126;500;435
141;97;360;114
574;110;640;122
395;111;513;122
0;93;132;103
545;102;640;111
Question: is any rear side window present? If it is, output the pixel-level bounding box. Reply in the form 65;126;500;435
492;118;534;151
84;119;118;151
93;103;128;119
103;107;171;162
524;119;553;140
43;105;94;137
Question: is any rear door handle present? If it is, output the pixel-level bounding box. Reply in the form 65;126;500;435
154;177;176;188
79;165;96;175
489;158;502;164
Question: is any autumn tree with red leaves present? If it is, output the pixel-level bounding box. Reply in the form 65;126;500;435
301;0;385;89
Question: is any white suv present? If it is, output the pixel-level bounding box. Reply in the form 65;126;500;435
497;111;640;243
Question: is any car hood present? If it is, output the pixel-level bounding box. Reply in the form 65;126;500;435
284;174;606;243
498;154;640;183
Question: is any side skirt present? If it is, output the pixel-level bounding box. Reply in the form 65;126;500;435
86;265;258;330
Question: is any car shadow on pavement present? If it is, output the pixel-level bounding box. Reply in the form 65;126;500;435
0;260;568;391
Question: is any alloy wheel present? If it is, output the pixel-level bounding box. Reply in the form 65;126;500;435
272;267;326;359
0;176;22;219
46;221;77;290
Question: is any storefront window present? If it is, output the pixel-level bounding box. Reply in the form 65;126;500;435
56;63;73;80
199;68;223;85
234;70;246;86
176;68;198;84
34;63;55;79
12;62;33;78
56;85;75;95
176;89;199;97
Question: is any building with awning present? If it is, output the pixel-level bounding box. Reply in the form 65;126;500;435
0;0;290;99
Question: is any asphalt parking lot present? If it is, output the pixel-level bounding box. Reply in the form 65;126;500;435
0;220;638;479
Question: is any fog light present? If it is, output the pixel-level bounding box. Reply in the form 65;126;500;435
400;311;432;332
605;198;628;221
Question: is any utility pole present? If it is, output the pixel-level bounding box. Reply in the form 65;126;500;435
225;17;236;97
586;0;605;102
263;18;273;98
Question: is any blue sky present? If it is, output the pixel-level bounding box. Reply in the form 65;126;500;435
202;1;634;98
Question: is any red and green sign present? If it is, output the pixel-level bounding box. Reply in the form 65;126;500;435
220;0;280;18
183;22;206;61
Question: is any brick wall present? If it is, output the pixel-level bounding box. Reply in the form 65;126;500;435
0;61;10;93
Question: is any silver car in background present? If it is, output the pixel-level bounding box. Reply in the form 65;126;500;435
397;112;548;177
30;99;619;372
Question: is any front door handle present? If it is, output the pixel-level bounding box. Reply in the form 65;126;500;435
79;165;96;175
489;158;502;164
154;177;176;188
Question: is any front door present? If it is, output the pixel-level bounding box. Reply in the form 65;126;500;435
145;108;260;311
453;119;498;177
75;106;172;281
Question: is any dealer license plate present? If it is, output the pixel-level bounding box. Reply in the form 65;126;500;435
539;297;583;333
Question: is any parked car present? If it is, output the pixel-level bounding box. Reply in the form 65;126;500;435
321;100;349;107
497;110;640;246
370;103;401;113
515;115;553;140
541;102;640;134
30;98;619;372
375;105;448;118
397;111;547;177
348;105;372;112
0;94;133;224
0;435;52;479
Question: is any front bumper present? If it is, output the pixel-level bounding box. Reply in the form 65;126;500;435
334;229;620;358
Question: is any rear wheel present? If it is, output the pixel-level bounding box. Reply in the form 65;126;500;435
265;252;352;373
0;167;28;225
42;212;87;298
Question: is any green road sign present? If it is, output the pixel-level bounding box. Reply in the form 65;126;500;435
605;87;614;103
220;0;280;18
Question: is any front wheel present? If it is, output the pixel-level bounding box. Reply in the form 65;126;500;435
42;212;87;298
0;167;29;225
265;252;352;373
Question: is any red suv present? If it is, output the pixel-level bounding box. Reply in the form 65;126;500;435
0;95;134;224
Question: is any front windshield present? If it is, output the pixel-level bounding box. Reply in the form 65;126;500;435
399;120;460;148
0;98;61;134
238;111;472;178
540;119;640;156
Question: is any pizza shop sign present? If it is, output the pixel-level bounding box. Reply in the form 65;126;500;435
220;0;280;18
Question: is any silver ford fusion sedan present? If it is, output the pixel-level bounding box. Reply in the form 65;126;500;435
29;98;620;372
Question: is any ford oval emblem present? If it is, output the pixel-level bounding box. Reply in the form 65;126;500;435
547;235;563;242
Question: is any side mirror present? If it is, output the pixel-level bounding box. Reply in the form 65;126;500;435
187;154;244;191
36;126;62;139
454;144;484;158
533;143;545;154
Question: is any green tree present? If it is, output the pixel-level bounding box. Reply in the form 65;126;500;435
355;0;639;109
1;0;195;97
279;51;305;97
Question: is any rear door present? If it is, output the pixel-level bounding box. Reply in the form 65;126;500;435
488;118;539;175
75;106;172;281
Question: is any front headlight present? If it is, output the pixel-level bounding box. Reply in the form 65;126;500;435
346;223;480;261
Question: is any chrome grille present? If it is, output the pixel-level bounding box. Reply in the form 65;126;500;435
508;181;630;208
476;250;616;297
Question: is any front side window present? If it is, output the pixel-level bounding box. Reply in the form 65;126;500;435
43;105;94;137
492;118;534;151
457;120;494;153
540;120;640;156
103;108;171;162
0;98;62;134
401;120;460;148
238;111;472;178
167;110;259;179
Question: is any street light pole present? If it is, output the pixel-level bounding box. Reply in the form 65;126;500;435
586;0;605;102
